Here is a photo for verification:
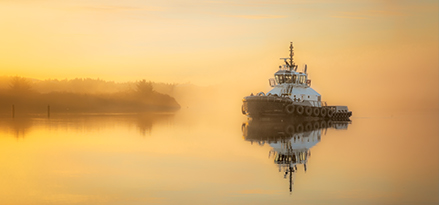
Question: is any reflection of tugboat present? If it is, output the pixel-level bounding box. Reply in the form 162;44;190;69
242;42;352;120
242;118;350;192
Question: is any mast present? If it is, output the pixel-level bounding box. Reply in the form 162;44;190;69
289;167;293;192
289;42;295;68
280;42;296;70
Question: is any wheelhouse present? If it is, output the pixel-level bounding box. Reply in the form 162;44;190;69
274;70;307;86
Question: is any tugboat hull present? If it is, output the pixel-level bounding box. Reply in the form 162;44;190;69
242;95;291;117
242;95;352;120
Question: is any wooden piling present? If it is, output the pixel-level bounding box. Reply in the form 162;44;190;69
12;104;15;118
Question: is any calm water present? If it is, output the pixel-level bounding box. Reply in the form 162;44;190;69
0;109;437;205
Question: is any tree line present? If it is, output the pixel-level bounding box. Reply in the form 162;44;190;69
0;76;180;116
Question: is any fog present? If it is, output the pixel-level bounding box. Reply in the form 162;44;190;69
0;76;180;116
1;59;438;118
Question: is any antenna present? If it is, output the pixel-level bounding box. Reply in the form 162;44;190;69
279;42;296;71
289;42;295;68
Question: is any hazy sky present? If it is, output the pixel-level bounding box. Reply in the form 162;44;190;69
0;0;438;113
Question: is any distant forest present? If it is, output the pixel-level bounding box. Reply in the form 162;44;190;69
0;76;181;116
0;76;177;94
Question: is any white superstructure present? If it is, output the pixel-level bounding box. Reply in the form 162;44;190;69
266;43;322;107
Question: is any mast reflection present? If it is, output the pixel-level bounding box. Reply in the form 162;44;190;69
242;118;350;192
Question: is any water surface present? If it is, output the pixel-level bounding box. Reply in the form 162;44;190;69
0;110;437;205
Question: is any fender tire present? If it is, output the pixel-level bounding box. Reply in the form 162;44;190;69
313;107;320;117
313;121;320;129
257;92;265;96
320;108;327;117
327;109;334;118
320;121;327;128
305;107;313;116
327;120;333;127
285;104;295;115
296;124;304;132
305;122;313;131
285;125;295;135
296;106;304;115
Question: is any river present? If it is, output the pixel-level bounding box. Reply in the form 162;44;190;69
0;109;437;205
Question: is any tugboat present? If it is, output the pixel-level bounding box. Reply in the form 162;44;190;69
242;42;352;120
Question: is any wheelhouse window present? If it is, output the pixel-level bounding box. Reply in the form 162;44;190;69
275;73;295;84
299;75;306;84
275;75;285;84
285;74;292;83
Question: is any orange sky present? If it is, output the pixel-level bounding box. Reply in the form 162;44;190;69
0;0;438;114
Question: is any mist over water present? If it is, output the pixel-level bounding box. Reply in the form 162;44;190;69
0;32;437;205
0;87;437;204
